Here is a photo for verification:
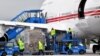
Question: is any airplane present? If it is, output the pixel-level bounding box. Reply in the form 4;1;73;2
0;0;99;51
0;0;99;40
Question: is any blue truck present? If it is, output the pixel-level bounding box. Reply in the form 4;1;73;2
53;31;86;55
0;42;19;56
61;39;86;54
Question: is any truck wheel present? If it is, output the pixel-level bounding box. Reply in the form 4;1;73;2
68;50;73;55
1;52;7;56
79;50;85;54
13;52;19;56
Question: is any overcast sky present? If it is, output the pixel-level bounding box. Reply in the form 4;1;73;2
0;0;44;20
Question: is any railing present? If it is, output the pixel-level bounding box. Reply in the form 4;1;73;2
11;10;43;22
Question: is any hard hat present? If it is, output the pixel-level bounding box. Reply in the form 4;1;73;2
68;27;71;30
52;28;54;30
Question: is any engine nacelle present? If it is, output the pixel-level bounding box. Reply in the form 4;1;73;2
0;25;5;37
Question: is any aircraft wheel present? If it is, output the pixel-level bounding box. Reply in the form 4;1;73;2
93;48;96;53
92;45;96;54
79;50;85;54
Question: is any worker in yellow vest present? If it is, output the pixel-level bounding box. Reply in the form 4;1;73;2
65;42;72;51
68;42;72;49
50;28;56;50
17;38;25;52
67;28;73;39
50;28;56;39
38;40;44;55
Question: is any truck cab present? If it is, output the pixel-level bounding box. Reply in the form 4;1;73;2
61;39;86;54
0;42;19;56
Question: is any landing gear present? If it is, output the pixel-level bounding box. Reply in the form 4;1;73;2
93;45;96;53
92;45;100;54
92;38;100;54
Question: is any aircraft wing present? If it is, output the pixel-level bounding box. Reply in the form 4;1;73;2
0;20;51;30
0;20;76;32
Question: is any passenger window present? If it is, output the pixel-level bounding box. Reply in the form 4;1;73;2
95;16;100;18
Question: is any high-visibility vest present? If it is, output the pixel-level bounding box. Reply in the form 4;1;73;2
18;39;25;50
50;29;56;36
68;43;72;49
38;41;44;50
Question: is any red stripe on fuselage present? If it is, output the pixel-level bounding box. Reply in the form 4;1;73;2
47;9;100;23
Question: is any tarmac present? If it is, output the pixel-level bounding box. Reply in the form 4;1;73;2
11;49;100;56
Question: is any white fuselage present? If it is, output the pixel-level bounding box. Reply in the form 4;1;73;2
46;9;100;38
41;0;100;38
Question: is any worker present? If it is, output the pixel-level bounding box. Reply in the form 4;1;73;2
67;28;73;39
50;28;56;40
38;40;44;55
65;43;69;51
50;28;56;50
17;38;25;52
68;42;72;49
